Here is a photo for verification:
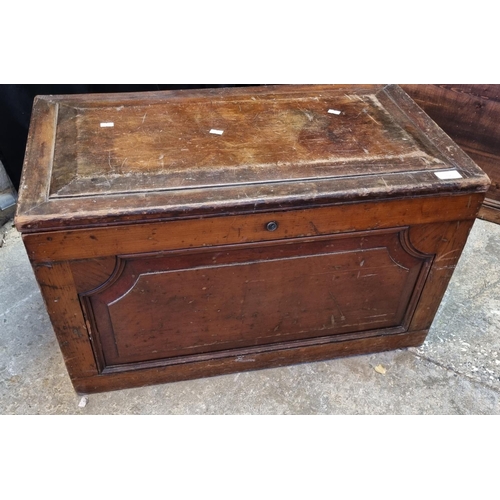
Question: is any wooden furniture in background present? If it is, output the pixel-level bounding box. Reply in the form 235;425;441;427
15;85;490;394
401;84;500;224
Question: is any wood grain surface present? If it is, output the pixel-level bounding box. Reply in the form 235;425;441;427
401;84;500;222
16;85;489;232
76;228;431;369
16;85;490;393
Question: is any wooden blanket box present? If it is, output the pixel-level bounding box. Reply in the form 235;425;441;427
15;84;490;394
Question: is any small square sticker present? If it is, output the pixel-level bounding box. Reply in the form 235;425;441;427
435;170;463;180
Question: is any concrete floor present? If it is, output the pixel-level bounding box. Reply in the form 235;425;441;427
1;217;499;415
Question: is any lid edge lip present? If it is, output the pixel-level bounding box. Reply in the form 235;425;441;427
15;185;489;234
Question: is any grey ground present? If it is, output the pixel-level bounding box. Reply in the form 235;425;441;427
1;217;499;415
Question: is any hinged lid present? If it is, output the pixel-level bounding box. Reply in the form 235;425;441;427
15;84;490;232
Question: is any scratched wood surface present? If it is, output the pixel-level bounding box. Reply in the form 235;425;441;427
15;85;491;393
77;229;431;368
21;193;486;393
402;84;500;223
51;90;443;195
16;84;489;232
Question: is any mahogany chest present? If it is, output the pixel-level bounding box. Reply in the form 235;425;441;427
15;85;490;394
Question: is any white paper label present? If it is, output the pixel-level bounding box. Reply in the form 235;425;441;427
210;129;224;135
328;109;342;115
435;170;463;180
100;122;114;128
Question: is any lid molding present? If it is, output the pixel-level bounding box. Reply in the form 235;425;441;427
16;84;490;233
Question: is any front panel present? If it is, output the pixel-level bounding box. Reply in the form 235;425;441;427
75;228;433;373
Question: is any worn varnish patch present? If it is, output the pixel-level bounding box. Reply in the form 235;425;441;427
51;91;443;197
16;85;490;233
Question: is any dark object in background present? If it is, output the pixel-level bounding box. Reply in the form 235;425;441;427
0;85;255;190
15;85;489;393
0;160;16;226
401;84;500;224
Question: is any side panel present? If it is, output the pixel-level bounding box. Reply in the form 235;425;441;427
408;219;477;330
30;261;98;380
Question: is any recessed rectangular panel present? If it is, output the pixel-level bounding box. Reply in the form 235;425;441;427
51;90;446;198
81;229;432;369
